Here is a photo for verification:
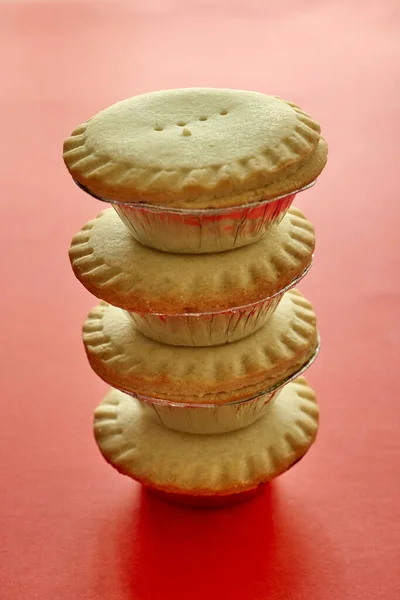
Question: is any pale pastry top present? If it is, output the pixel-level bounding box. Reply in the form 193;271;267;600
69;206;315;313
83;289;318;404
63;88;327;208
94;377;319;494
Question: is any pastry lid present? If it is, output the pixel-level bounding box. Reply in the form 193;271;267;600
83;289;318;404
63;88;326;208
94;376;319;494
70;206;315;314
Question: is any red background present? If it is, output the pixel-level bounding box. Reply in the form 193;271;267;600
1;1;399;598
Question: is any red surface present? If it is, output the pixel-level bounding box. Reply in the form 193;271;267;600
1;1;399;598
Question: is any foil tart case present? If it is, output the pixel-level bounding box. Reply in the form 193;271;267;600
119;344;319;435
149;483;268;508
75;180;315;254
127;261;312;347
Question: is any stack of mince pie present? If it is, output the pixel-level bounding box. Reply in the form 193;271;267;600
64;88;327;507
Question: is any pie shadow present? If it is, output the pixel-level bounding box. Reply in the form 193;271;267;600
110;482;345;600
